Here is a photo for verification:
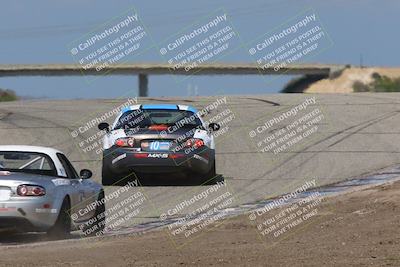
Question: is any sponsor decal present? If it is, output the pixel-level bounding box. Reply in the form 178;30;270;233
0;207;16;212
52;179;71;186
112;153;127;164
59;168;67;177
0;188;11;201
193;154;209;164
35;208;58;214
148;153;169;158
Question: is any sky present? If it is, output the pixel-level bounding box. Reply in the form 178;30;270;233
0;0;398;99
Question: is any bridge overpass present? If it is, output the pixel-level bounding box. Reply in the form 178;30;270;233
0;63;346;96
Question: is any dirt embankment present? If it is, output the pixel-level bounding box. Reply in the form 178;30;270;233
305;67;400;93
1;179;400;266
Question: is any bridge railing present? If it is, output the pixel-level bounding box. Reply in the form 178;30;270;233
0;63;345;96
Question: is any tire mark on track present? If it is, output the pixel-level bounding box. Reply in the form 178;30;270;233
262;109;400;177
0;108;87;159
237;109;400;203
243;97;280;106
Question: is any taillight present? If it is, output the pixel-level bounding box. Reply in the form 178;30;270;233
17;185;46;196
115;137;135;147
169;154;184;159
133;153;148;158
185;138;204;149
148;124;168;131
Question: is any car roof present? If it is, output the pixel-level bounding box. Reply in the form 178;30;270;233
121;104;198;114
112;103;203;130
0;145;63;155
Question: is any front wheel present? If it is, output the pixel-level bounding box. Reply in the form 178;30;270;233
82;191;106;237
47;197;71;239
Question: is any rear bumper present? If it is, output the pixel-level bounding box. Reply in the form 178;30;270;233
0;199;58;232
103;146;215;175
0;217;36;232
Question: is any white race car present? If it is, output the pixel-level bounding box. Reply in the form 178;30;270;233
0;145;105;238
98;104;221;185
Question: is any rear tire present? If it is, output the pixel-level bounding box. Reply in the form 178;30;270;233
47;197;71;239
82;191;106;237
197;161;220;185
102;164;120;186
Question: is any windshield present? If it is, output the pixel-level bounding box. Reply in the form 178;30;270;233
114;109;203;130
0;151;57;177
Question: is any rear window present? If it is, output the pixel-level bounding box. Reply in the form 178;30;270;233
114;109;203;130
0;151;57;177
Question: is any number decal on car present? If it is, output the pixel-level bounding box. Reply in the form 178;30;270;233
150;141;160;150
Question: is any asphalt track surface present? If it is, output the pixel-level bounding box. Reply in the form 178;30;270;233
1;93;400;242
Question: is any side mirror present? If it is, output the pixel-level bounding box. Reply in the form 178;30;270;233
208;122;221;132
80;169;92;179
98;122;110;133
